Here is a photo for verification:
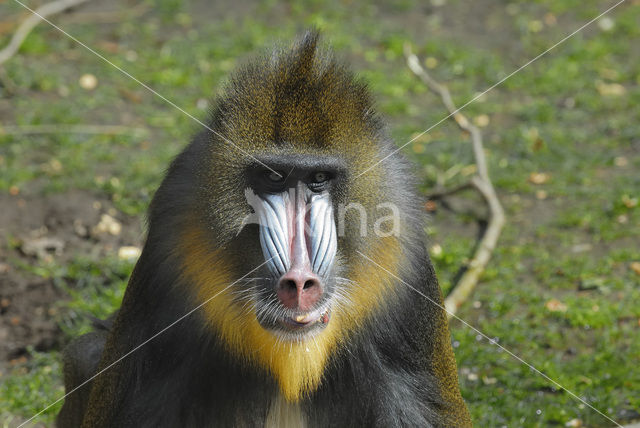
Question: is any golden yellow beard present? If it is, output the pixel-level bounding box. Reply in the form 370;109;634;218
179;225;401;402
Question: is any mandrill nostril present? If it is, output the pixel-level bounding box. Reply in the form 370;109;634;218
285;279;297;291
276;273;323;311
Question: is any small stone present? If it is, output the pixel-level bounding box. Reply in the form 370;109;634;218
73;219;88;238
118;246;141;260
196;98;209;110
430;244;442;257
93;214;122;236
597;16;615;31
482;376;497;385
79;73;98;90
571;243;592;253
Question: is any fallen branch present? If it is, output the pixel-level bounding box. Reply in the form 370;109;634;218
426;181;473;200
60;2;151;24
0;124;148;137
405;44;506;319
0;0;91;66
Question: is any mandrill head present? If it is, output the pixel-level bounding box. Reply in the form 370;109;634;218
150;30;417;401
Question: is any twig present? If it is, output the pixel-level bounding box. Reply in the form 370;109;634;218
60;2;151;24
0;0;91;66
405;44;506;318
426;181;473;200
0;124;149;137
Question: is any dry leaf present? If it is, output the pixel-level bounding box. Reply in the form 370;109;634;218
621;195;638;208
119;88;142;103
535;190;547;200
596;81;626;96
425;56;438;69
545;299;567;312
425;200;438;212
614;156;628;167
631;262;640;276
98;41;120;53
543;13;557;26
529;172;550;185
531;137;545;152
473;114;490;127
528;20;543;33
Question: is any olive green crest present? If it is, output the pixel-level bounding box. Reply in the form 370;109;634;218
200;31;388;244
210;30;382;156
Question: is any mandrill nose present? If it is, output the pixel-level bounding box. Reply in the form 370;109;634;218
276;269;323;312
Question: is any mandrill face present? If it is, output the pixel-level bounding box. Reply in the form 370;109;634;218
180;31;409;401
243;154;347;340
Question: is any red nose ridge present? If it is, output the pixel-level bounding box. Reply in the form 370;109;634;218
275;182;323;312
276;269;322;312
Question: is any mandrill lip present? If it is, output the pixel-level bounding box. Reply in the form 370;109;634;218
279;307;331;330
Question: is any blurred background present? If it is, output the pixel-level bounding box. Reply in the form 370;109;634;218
0;0;638;426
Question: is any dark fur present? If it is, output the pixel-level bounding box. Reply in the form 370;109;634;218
58;32;471;427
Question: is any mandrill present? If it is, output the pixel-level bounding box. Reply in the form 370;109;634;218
57;32;472;427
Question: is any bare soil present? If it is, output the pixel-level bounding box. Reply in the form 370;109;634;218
0;190;142;370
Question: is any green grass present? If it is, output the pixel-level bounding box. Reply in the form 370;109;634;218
1;0;639;426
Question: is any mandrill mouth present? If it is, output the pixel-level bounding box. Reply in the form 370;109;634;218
253;300;333;341
279;306;331;330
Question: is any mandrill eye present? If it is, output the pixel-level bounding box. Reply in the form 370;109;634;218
266;170;285;183
313;172;328;183
308;171;331;192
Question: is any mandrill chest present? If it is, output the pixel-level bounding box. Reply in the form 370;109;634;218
265;394;307;428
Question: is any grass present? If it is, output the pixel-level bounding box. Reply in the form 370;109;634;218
0;0;638;426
